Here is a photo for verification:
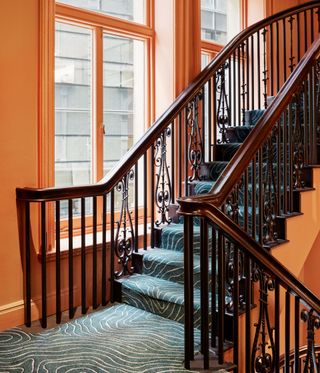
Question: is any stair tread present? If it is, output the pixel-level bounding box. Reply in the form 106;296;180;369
122;274;201;308
143;248;201;273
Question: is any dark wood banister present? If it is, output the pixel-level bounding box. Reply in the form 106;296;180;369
16;1;319;202
182;35;320;207
177;199;320;315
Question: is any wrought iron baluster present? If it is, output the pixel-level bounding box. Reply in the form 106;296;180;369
251;267;276;373
187;92;203;181
154;128;172;226
301;309;320;372
293;88;305;189
263;131;278;244
262;28;268;109
241;42;247;125
289;16;296;73
216;63;231;143
115;169;135;278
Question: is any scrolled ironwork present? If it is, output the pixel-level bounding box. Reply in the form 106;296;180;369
293;89;305;189
263;132;278;244
114;169;135;278
154;127;172;226
225;241;245;312
301;309;320;372
251;267;275;373
225;180;242;224
216;62;231;143
187;92;203;182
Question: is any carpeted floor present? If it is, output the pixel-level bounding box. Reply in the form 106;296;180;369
0;304;201;373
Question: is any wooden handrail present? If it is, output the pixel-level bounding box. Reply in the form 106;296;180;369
177;199;320;315
16;1;319;202
181;35;320;207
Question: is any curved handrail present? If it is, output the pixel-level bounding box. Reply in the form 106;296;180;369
181;35;320;207
16;1;320;202
177;199;320;315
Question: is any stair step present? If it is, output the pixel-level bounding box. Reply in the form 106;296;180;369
122;274;197;324
215;143;242;161
121;274;231;328
161;223;213;254
143;248;209;289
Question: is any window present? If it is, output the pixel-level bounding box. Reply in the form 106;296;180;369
57;0;146;24
53;1;152;218
55;23;93;187
201;0;241;45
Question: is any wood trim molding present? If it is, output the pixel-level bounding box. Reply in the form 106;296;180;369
39;0;55;189
174;0;201;97
56;3;154;39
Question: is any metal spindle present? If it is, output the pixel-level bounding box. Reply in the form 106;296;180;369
25;201;31;327
233;51;236;124
211;226;217;348
258;148;263;244
283;18;287;83
144;153;148;249
289;103;294;211
257;31;261;109
297;12;301;62
245;255;251;372
68;199;74;319
270;23;274;97
134;163;139;251
40;202;47;328
150;147;155;249
200;218;209;369
304;11;308;53
102;194;107;306
283;111;288;213
184;106;189;196
294;296;300;373
178;112;182;196
252;156;257;240
285;291;291;373
276;21;280;93
81;197;86;313
274;280;280;370
92;196;97;309
311;8;315;42
171;122;175;203
110;190;115;302
184;215;194;369
233;245;239;371
218;231;225;365
208;79;212;162
55;200;61;323
251;35;255;109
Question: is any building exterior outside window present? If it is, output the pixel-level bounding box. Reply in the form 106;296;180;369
201;0;240;45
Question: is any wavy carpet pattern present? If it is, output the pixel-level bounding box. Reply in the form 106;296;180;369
0;304;202;373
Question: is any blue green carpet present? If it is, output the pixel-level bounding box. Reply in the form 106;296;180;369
0;304;201;373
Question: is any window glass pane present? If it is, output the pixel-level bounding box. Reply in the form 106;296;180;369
55;22;93;193
103;34;145;176
201;53;210;70
57;0;145;24
201;0;240;45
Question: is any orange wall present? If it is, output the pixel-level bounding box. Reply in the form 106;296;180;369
0;0;39;327
0;0;318;332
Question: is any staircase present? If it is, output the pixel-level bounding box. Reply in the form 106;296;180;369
16;2;320;372
115;111;265;332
